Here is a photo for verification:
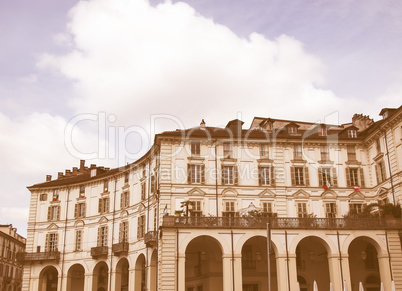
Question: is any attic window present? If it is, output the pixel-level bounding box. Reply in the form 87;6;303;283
90;169;97;177
288;126;298;134
348;130;357;138
318;127;327;136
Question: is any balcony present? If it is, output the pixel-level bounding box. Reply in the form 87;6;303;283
144;231;157;247
112;242;129;256
16;251;60;263
91;246;108;258
162;216;402;230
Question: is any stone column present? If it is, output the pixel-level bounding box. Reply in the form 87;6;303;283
177;254;186;291
275;255;288;291
128;268;136;291
85;273;93;291
378;254;392;290
327;254;343;291
233;254;243;291
222;254;233;291
288;254;298;291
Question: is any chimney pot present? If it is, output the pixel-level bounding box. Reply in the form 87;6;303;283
58;172;63;179
90;164;96;169
46;175;52;182
80;160;85;170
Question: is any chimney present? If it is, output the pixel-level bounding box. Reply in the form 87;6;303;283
58;172;64;179
200;119;206;128
46;175;52;182
72;167;78;174
80;160;85;170
65;169;71;176
90;164;96;169
352;114;374;131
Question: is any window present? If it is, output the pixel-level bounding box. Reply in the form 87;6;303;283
40;194;47;201
74;203;86;218
121;191;130;209
288;126;298;134
325;202;336;218
297;202;308;218
349;203;363;214
191;201;202;217
222;166;237;185
260;143;269;157
223;142;232;158
347;145;356;161
153;208;157;231
45;233;58;252
52;189;59;201
124;173;129;184
349;168;359;186
319;167;337;187
262;202;273;217
79;185;85;198
321;145;330;161
346;168;365;187
97;226;108;247
98;197;109;214
375;161;386;183
291;167;307;186
318;127;327;136
151;175;156;194
376;139;381;153
103;180;109;193
188;164;205;184
294;144;302;160
137;215;145;239
141;183;146;200
223;201;236;218
47;205;60;221
119;221;128;243
75;230;82;251
259;167;271;186
191;141;200;155
348;130;357;138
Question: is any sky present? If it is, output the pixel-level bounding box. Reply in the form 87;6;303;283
1;0;401;237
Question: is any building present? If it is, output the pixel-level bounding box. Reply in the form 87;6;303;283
20;106;402;291
0;224;26;291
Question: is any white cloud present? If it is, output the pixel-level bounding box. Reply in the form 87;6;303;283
38;0;356;129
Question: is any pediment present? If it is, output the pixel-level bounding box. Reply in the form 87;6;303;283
321;190;337;199
138;202;146;213
222;188;238;197
293;189;310;199
47;223;59;230
188;187;206;196
258;189;276;198
74;220;85;228
120;210;129;218
349;191;365;200
98;216;108;224
376;187;388;197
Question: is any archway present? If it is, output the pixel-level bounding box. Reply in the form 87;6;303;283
296;236;330;290
185;235;223;291
134;254;146;291
348;238;381;291
115;258;129;291
67;264;85;291
38;266;58;291
92;261;108;291
150;250;158;291
241;236;277;291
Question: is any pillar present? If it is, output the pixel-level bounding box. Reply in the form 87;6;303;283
340;254;352;291
222;255;232;291
327;255;342;291
378;254;392;290
288;254;298;291
233;254;242;291
276;255;289;291
128;268;135;291
178;254;185;291
85;273;93;291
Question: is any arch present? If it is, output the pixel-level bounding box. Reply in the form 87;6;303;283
38;266;58;291
234;231;282;255
342;233;387;256
221;188;238;196
134;254;146;291
288;234;337;255
92;261;108;291
297;275;308;291
66;264;85;291
348;237;381;291
295;236;331;291
242;236;278;291
150;250;158;291
179;233;228;255
185;235;223;291
115;258;129;291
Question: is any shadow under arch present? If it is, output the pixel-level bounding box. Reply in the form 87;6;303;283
66;263;85;291
185;235;223;291
134;253;146;291
92;261;108;291
115;258;129;291
38;266;58;291
149;249;158;291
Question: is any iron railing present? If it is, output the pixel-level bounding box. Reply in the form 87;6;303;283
162;216;402;230
16;251;60;263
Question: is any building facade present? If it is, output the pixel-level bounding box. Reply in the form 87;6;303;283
20;107;402;291
0;224;26;291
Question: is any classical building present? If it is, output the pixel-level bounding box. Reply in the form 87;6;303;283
0;224;26;291
20;106;402;291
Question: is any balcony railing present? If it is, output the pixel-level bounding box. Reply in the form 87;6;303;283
112;242;129;256
162;216;402;230
144;231;157;247
16;251;60;263
91;246;108;258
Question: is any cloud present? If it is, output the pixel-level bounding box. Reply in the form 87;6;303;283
37;0;355;130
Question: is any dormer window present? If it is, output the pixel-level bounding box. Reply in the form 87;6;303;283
288;126;298;134
348;130;357;138
90;169;97;177
318;127;327;136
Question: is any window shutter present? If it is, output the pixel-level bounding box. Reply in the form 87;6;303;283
318;169;323;186
104;227;108;246
106;198;109;212
346;168;351;187
234;166;239;185
57;206;60;220
221;166;225;185
271;166;275;186
97;228;101;246
304;167;309;186
55;234;58;251
201;165;205;184
47;207;51;221
120;193;124;209
98;199;102;213
187;164;192;184
45;234;49;252
83;203;86;217
258;167;262;186
137;217;141;238
74;204;78;218
332;168;338;187
119;222;123;242
290;167;296;186
127;193;130;208
359;168;365;187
